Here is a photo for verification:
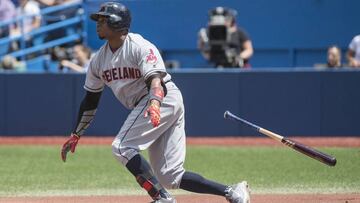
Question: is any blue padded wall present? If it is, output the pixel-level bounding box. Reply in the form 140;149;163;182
0;74;5;134
4;74;75;135
320;72;360;135
1;70;360;136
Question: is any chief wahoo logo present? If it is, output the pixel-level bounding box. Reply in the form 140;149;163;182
146;49;157;64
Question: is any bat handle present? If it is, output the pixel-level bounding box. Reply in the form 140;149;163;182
224;111;261;132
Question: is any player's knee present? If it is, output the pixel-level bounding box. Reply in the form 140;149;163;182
111;143;138;166
156;167;185;189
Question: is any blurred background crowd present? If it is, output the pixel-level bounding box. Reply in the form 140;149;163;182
0;0;90;72
0;0;359;72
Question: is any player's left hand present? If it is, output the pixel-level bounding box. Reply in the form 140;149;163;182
144;100;161;127
61;133;80;162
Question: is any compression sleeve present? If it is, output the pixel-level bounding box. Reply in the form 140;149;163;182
72;91;102;136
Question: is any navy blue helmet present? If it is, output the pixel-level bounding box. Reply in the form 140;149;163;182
90;2;131;31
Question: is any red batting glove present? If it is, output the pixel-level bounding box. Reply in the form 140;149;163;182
144;100;161;127
61;133;80;162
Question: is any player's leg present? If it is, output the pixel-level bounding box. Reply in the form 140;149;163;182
180;172;250;203
149;88;250;203
148;106;228;195
126;153;172;200
147;84;186;190
150;122;250;202
148;110;186;190
111;95;179;201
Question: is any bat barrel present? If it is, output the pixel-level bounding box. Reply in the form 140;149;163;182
284;138;337;166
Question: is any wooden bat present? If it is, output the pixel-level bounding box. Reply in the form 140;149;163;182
224;111;336;166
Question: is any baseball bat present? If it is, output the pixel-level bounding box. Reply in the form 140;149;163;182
224;111;336;167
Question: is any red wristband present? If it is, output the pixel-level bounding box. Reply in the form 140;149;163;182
149;87;164;103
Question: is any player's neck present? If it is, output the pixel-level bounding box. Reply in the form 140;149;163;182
108;35;127;53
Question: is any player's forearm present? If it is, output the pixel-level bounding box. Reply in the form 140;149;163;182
150;77;162;89
144;75;165;127
150;77;162;105
145;74;166;107
72;91;102;136
149;77;163;104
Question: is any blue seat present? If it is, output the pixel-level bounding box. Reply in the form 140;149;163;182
26;55;51;72
0;43;9;56
32;34;45;46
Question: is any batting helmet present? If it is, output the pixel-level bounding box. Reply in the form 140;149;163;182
90;2;131;31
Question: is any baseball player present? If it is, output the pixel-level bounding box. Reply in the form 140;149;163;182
60;2;250;203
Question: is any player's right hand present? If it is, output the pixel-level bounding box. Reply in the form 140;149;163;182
144;100;161;127
61;133;80;162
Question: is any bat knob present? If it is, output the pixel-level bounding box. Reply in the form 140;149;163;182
224;111;230;119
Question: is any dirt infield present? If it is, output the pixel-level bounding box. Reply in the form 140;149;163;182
1;136;359;203
0;136;360;147
1;194;360;203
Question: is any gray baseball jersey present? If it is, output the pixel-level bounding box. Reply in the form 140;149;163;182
85;33;171;109
85;33;186;189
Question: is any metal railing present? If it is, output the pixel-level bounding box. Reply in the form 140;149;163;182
0;0;87;63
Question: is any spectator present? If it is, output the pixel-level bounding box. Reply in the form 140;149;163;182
346;34;360;68
14;0;41;34
327;45;342;68
314;45;342;69
0;55;26;71
41;0;82;43
198;6;253;68
0;0;17;38
10;0;41;51
59;44;92;73
36;0;57;8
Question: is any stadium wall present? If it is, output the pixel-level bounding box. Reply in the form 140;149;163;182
84;0;360;68
1;70;359;137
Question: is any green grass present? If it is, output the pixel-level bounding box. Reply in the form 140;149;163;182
0;145;359;196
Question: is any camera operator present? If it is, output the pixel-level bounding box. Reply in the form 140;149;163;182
198;6;253;68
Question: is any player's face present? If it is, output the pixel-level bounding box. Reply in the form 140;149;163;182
96;16;112;40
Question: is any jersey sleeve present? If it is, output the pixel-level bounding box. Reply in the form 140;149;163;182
84;55;104;93
138;45;167;80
